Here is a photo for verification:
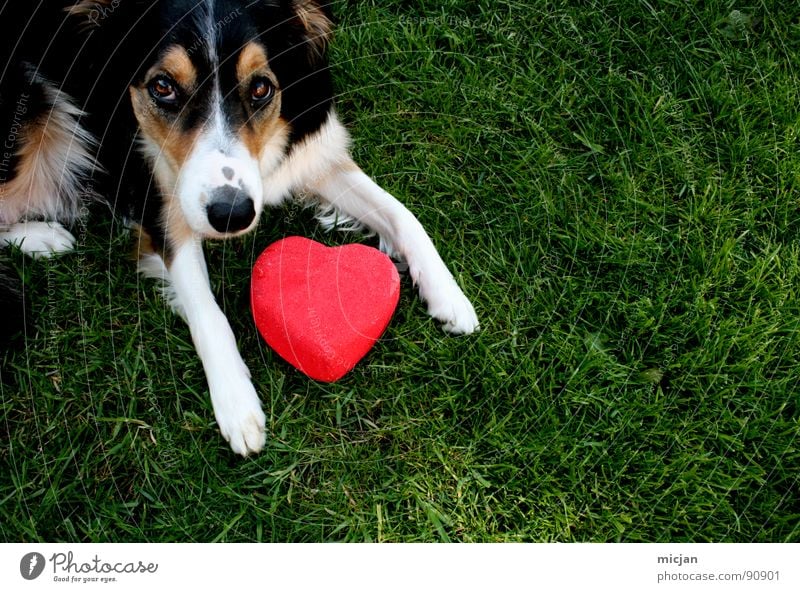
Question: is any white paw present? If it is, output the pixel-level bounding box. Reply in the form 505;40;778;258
210;375;267;456
0;221;75;258
421;276;480;335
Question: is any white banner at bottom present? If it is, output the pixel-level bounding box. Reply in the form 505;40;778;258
1;543;797;591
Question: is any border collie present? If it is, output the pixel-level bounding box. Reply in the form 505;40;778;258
0;1;478;455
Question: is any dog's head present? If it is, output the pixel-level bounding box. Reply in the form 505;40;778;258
72;0;333;240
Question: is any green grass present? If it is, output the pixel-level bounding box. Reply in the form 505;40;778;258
2;0;800;542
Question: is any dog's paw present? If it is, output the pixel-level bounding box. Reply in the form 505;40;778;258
210;376;267;456
422;276;480;335
0;221;76;258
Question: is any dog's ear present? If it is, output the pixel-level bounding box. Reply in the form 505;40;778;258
291;0;333;60
65;0;119;28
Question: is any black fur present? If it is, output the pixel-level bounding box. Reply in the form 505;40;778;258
0;261;25;343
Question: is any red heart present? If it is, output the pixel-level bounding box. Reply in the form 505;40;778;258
251;237;400;382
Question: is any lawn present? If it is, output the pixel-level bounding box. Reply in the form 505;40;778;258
1;0;799;542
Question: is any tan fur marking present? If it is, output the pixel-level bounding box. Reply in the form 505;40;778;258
65;0;116;28
239;112;291;160
0;122;50;222
130;88;198;170
66;0;113;16
134;139;194;266
0;98;94;225
131;223;156;259
294;0;333;56
130;70;200;262
234;43;286;161
131;45;205;172
161;193;194;264
160;46;197;92
236;42;270;83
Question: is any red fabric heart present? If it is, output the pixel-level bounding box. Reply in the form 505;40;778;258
251;237;400;382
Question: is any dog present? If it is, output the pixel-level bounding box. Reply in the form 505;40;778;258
0;0;479;455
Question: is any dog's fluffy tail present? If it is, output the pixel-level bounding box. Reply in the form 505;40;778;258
0;261;26;344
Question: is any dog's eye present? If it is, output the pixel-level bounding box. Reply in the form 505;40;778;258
148;76;178;105
250;78;274;105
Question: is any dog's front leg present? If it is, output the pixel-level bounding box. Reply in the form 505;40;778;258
306;162;479;334
167;237;266;456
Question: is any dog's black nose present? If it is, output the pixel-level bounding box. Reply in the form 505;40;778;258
206;186;256;233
